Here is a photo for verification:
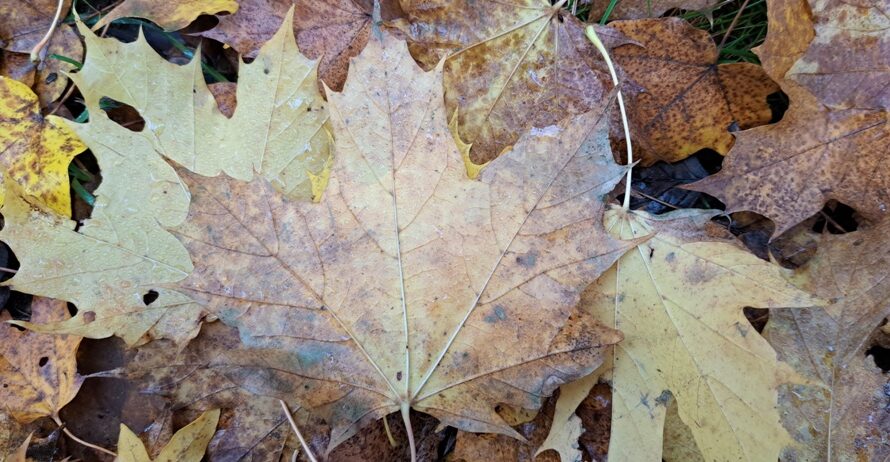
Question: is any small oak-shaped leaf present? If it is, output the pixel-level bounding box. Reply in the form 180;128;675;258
73;8;330;201
688;87;889;237
165;32;631;453
765;219;890;461
0;77;86;216
574;207;820;461
786;0;889;110
398;0;629;163
117;409;220;462
610;18;779;165
0;297;84;423
199;0;403;91
93;0;238;31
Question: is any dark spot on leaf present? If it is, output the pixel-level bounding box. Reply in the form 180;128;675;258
38;356;48;367
143;290;159;305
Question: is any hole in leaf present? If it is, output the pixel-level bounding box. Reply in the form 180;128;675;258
69;152;102;223
142;290;159;306
744;307;769;333
767;90;789;123
38;356;49;367
99;97;145;132
811;201;859;234
0;241;20;283
866;344;890;372
67;302;78;317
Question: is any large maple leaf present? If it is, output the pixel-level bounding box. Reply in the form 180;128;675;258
764;219;890;461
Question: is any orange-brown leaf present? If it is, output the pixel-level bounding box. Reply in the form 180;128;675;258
610;18;780;165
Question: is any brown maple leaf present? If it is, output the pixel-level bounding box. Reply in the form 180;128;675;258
609;18;780;165
687;86;889;237
397;0;632;164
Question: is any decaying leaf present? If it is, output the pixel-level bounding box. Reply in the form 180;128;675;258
117;409;220;462
584;0;720;20
399;0;629;163
0;31;82;107
764;219;890;461
549;207;820;461
687;86;889;237
73;8;330;201
535;374;597;462
0;297;84;423
786;0;889;110
448;399;559;462
161;31;631;453
199;0;403;91
0;0;69;53
0;433;29;462
0;76;86;216
609;18;780;164
752;0;815;83
93;0;238;32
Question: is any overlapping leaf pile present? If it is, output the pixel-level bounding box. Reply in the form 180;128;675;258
0;0;887;460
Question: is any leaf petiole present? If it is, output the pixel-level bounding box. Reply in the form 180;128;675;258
585;26;634;210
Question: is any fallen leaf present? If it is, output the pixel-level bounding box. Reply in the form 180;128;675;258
0;432;29;462
752;0;814;83
93;0;238;31
73;8;330;201
569;207;820;461
0;76;86;216
687;86;889;237
584;0;719;20
535;374;596;462
199;0;403;91
786;0;889;110
117;409;220;462
0;297;84;423
398;0;629;163
0;0;70;53
448;398;559;462
764;219;890;461
0;26;83;107
609;18;780;164
163;31;629;453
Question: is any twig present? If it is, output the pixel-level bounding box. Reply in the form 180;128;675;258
631;189;681;210
30;0;66;62
718;0;752;49
0;266;17;274
819;210;849;233
586;26;634;210
279;400;318;462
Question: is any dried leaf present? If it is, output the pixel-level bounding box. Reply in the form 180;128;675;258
752;0;814;83
581;207;820;461
764;219;890;461
0;25;83;107
687;86;889;237
117;409;220;462
199;0;403;91
93;0;238;31
786;0;889;110
73;8;330;201
398;0;628;163
166;32;629;452
535;374;597;462
0;432;29;462
610;18;780;165
584;0;719;20
0;297;84;423
0;0;70;53
0;76;86;216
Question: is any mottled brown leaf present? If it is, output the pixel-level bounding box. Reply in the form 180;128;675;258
584;0;719;20
398;0;630;163
786;0;889;110
688;86;889;237
764;219;890;461
199;0;403;91
0;297;83;423
752;0;815;83
610;18;780;165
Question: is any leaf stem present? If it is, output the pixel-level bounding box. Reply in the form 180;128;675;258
53;416;117;457
279;400;318;462
585;26;634;210
30;0;65;62
400;403;417;462
382;414;398;447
